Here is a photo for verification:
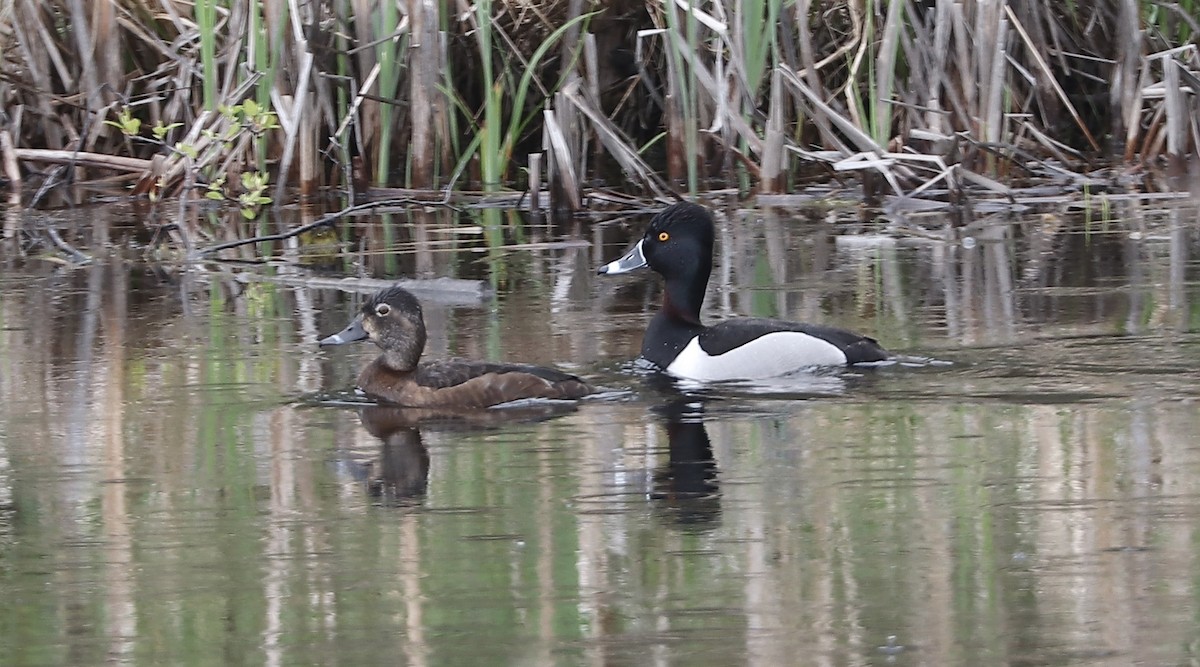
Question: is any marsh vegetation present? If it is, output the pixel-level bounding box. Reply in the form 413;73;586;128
2;0;1200;214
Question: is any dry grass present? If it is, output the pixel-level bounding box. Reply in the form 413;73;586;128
0;1;1198;210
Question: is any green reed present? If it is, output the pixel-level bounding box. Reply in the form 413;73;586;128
476;0;502;192
196;0;218;111
739;0;782;98
498;14;595;180
376;1;404;184
469;3;592;192
663;1;699;193
871;0;903;149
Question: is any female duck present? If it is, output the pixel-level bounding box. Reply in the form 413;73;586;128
320;286;592;407
598;202;888;381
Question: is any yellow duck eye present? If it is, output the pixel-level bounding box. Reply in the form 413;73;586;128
375;303;391;317
657;231;670;242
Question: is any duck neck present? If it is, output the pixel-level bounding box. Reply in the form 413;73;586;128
378;339;423;373
643;285;706;368
640;267;709;368
378;350;416;373
661;269;707;327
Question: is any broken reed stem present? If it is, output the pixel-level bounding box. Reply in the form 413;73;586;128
528;152;542;211
409;0;440;188
761;69;785;193
543;107;580;211
1;131;24;188
1163;55;1186;157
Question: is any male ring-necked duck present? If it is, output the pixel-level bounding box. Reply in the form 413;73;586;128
319;286;593;407
598;202;888;381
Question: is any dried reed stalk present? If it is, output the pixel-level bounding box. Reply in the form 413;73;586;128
409;0;441;188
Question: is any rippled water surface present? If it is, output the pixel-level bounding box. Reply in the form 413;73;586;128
4;200;1200;665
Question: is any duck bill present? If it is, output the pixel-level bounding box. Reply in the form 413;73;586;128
598;239;647;275
319;317;369;346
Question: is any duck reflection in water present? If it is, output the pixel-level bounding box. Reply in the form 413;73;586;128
650;401;721;530
354;406;432;503
344;403;581;506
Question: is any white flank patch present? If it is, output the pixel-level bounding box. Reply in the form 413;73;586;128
665;332;847;381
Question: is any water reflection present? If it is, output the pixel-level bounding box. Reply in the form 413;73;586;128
649;401;721;530
339;403;582;506
352;407;431;503
3;200;1200;664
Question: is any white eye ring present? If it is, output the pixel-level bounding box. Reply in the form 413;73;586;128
375;303;391;317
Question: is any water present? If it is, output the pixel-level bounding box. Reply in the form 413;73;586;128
4;199;1200;665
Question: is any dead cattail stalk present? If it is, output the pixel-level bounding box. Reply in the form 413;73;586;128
528;152;542;211
409;0;440;188
1;131;22;188
761;69;785;193
793;0;836;150
980;10;1008;146
1124;59;1151;162
1163;56;1186;157
64;0;100;108
273;0;318;200
543;108;580;211
1112;0;1141;153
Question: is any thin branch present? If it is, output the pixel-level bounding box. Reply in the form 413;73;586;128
191;198;425;259
46;228;93;264
13;148;154;173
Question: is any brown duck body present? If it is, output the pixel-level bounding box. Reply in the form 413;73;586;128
321;285;594;408
356;357;593;408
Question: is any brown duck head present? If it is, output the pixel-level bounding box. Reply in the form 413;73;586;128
320;286;428;372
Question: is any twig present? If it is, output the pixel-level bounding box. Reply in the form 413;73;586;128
29;166;66;208
12;148;154;173
190;198;423;259
45;227;93;264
